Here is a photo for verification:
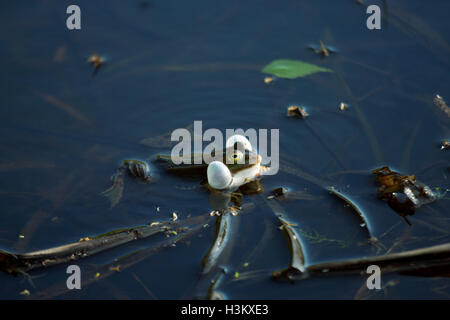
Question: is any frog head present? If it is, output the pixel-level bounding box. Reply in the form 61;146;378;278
206;135;263;191
156;134;268;191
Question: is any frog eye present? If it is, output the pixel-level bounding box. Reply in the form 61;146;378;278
228;150;244;164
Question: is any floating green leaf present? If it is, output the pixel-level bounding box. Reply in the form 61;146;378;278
262;59;332;79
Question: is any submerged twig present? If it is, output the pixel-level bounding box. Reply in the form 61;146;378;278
0;214;208;275
327;186;374;239
306;242;450;277
267;187;320;201
401;120;422;172
388;5;450;66
34;91;92;126
205;268;227;300
433;94;450;118
272;215;306;281
33;219;208;299
286;105;309;119
131;272;158;300
193;208;247;299
201;213;236;275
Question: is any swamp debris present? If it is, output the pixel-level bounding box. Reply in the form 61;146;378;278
272;215;306;281
205;268;227;300
263;76;274;84
339;102;349;111
307;40;337;57
287;105;309;119
201;213;235;275
372;166;437;224
109;266;121;273
296;227;350;249
267;187;318;201
433;94;450;118
441;140;449;150
327;186;374;239
0;214;208;275
271;243;450;281
194;203;255;299
33;218;208;300
237;242;450;284
267;187;288;199
317;40;330;57
19;289;30;296
306;242;450;278
87;53;104;76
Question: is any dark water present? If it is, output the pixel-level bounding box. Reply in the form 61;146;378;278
0;0;449;299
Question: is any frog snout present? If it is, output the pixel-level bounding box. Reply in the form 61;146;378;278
250;154;261;165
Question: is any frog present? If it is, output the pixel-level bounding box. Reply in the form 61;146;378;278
307;40;337;58
102;134;271;215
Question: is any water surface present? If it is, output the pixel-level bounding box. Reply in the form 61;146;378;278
0;0;449;299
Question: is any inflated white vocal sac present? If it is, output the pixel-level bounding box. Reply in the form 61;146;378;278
226;135;252;151
207;161;232;190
